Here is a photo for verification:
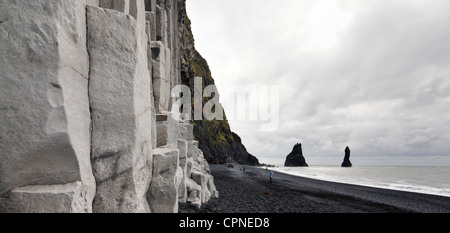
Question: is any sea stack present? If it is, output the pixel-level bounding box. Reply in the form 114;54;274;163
284;143;309;167
341;146;352;167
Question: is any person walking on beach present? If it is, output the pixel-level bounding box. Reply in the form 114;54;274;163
269;170;274;183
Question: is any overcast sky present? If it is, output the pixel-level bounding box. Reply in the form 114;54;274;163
186;0;450;166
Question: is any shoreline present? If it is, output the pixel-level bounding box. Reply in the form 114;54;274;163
180;164;450;213
269;165;450;198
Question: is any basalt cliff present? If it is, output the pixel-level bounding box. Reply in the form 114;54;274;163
179;5;259;166
0;0;255;213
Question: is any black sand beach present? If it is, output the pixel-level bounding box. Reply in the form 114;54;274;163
180;164;450;213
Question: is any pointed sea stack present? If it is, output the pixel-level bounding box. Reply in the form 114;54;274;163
284;143;309;167
341;146;352;167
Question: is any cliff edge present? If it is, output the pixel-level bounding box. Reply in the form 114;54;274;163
178;3;260;166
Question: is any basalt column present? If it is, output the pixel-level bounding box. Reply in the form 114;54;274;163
0;0;96;213
87;5;153;213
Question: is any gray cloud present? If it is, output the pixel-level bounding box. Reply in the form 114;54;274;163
187;0;450;166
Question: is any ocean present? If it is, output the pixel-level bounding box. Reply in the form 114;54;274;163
269;166;450;197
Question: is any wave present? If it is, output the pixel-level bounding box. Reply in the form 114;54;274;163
269;166;450;197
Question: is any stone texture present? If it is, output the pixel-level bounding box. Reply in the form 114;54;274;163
178;140;188;167
156;113;179;147
150;101;158;150
87;6;153;213
129;0;145;22
155;5;167;44
99;0;130;13
0;182;88;213
147;148;179;213
163;1;179;105
132;0;154;150
191;172;208;204
188;140;202;162
207;175;219;199
146;12;157;41
186;158;193;179
144;0;156;12
144;21;158;150
0;0;95;212
151;41;171;112
129;0;148;67
177;140;188;203
186;178;202;209
165;46;172;86
179;123;194;141
183;137;219;207
86;0;100;6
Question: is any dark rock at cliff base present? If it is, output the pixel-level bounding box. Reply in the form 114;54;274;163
284;143;309;167
341;146;352;167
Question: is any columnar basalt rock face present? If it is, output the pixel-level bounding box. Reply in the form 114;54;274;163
87;5;153;213
0;0;95;213
147;148;179;213
156;113;179;148
151;41;169;112
184;141;218;207
179;123;194;141
0;0;219;213
99;0;129;13
177;140;188;203
145;0;157;12
86;0;100;6
0;182;89;213
146;12;157;42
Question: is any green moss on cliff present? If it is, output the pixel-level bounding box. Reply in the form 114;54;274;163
180;0;259;165
191;60;209;81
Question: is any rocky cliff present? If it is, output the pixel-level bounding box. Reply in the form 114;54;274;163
178;6;260;166
0;0;220;213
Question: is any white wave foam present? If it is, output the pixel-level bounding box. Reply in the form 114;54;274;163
268;166;450;197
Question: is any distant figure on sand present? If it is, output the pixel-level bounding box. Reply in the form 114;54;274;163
269;170;274;183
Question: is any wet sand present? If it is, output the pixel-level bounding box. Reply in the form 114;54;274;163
180;164;450;213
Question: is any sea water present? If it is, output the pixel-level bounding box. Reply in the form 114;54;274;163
270;166;450;197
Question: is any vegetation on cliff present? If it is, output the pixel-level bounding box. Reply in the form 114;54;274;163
179;1;259;165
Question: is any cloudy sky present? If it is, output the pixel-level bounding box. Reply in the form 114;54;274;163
186;0;450;166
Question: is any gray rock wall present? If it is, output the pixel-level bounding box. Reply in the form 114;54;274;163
87;5;153;213
0;0;95;213
0;0;217;213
